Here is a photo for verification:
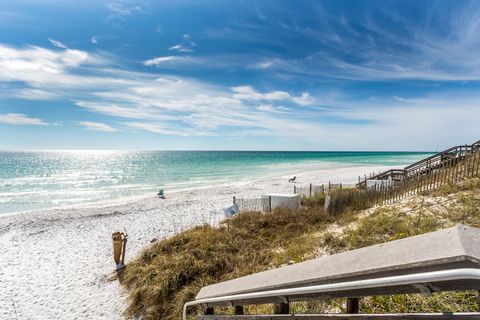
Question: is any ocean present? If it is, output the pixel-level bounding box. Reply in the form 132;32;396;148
0;150;432;214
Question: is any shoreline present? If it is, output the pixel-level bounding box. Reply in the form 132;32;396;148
0;160;387;218
0;163;393;320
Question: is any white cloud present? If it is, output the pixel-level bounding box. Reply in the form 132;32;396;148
143;56;178;66
168;44;192;52
14;88;60;101
79;121;118;132
91;36;98;44
105;1;142;19
168;34;197;53
257;104;290;113
48;37;67;49
198;3;480;82
182;34;196;46
250;61;273;69
292;92;315;106
0;113;47;126
125;122;193;136
0;44;107;90
232;86;315;105
2;42;479;149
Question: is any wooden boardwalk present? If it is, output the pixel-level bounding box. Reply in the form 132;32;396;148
326;140;480;215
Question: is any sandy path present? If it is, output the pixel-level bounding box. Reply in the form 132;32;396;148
0;164;390;320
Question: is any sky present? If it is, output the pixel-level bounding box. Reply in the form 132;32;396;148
0;0;479;151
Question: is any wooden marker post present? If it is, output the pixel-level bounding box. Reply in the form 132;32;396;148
112;231;127;270
347;297;359;314
234;306;244;315
274;302;289;314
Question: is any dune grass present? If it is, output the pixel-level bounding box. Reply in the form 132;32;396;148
122;177;480;319
121;200;331;319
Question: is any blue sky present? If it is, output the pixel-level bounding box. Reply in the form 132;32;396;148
0;0;479;151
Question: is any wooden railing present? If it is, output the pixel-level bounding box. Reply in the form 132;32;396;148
357;139;480;189
327;146;480;215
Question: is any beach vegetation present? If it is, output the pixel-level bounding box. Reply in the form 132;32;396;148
122;174;480;319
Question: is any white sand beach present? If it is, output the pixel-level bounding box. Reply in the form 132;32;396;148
0;164;390;320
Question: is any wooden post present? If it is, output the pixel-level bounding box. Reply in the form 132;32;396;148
234;305;244;315
454;154;459;183
233;196;236;205
347;297;359;313
477;290;480;312
204;306;214;315
309;183;312;197
274;302;289;314
472;150;477;177
465;149;470;178
476;150;480;176
465;145;469;177
293;185;296;194
476;149;480;176
269;196;272;213
121;233;127;268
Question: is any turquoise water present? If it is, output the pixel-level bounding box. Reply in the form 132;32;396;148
0;150;432;214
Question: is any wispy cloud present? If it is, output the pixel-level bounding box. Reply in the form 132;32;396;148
91;36;98;44
143;56;184;66
124;122;195;136
48;37;67;49
0;113;47;126
105;1;143;20
14;88;61;101
250;60;274;70
1;42;480;149
168;44;192;53
198;1;480;82
232;86;315;105
0;44;321;139
169;34;197;53
78;121;118;132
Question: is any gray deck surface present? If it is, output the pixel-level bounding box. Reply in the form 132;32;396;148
196;225;480;301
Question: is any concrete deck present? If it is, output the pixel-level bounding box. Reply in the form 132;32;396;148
196;225;480;305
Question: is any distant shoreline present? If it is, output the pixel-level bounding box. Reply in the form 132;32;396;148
0;161;377;217
0;151;433;216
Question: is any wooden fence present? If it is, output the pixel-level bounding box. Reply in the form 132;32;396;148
294;184;325;197
326;148;480;215
233;196;270;213
293;182;345;197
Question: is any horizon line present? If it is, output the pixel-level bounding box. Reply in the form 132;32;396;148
0;149;435;153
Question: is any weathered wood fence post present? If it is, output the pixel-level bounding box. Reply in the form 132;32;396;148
204;306;214;315
347;297;359;313
234;305;244;315
274;302;289;314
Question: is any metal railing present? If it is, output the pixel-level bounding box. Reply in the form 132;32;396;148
183;268;480;319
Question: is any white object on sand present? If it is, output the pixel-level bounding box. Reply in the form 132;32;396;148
261;193;300;211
